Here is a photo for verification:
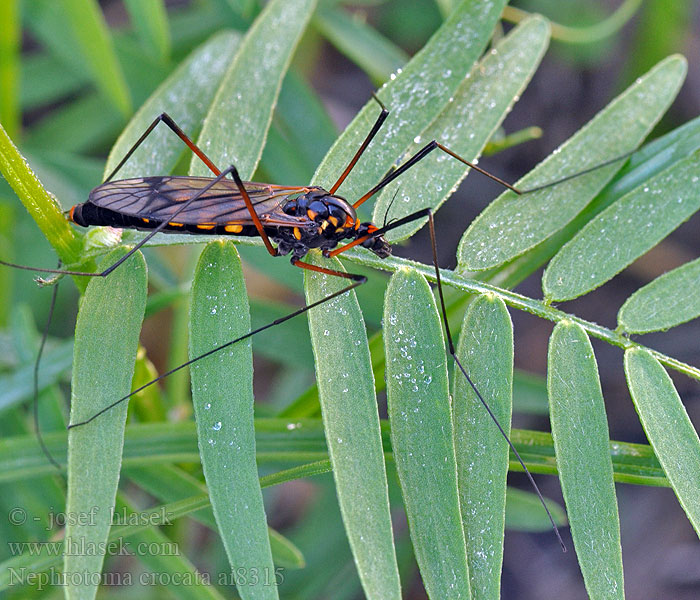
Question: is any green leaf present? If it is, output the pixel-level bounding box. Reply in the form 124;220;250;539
272;70;338;174
23;93;123;157
105;31;242;180
189;241;277;600
190;0;317;178
458;55;687;271
490;113;700;289
64;248;147;599
314;6;409;85
618;257;700;333
453;295;513;600
624;349;700;537
372;15;550;241
0;420;668;487
21;52;87;110
0;0;20;141
504;488;567;532
0;339;73;412
548;322;624;599
312;0;509;205
0;121;82;267
543;152;700;301
2;494;211;593
123;0;171;63
62;0;132;117
113;495;226;600
384;269;470;599
303;254;401;600
124;464;306;569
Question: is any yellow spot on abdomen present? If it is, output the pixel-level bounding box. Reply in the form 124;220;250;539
225;224;243;233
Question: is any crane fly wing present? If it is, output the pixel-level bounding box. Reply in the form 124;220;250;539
89;176;312;227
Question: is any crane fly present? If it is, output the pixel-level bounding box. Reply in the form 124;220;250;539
3;95;630;550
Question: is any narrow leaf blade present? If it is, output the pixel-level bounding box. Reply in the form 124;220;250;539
543;153;700;301
454;295;513;599
314;6;409;85
548;322;624;599
624;349;700;537
189;241;277;600
65;249;147;599
123;0;171;63
105;31;242;180
304;254;401;600
384;269;470;599
618;257;700;333
62;0;132;116
190;0;317;178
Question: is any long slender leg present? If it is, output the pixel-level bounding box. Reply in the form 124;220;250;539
105;112;221;181
67;269;366;429
352;140;634;210
328;95;389;195
229;167;278;257
353;139;521;209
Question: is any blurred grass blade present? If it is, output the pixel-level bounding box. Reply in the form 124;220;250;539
21;52;88;110
114;495;226;600
4;494;210;591
372;15;550;241
304;254;401;600
63;0;132;117
0;339;73;412
543;152;700;301
0;419;669;487
0;0;20;140
125;464;306;569
123;0;171;64
105;31;241;180
454;295;513;599
274;70;338;172
503;0;642;45
190;0;317;178
24;93;123;158
384;269;470;599
65;248;147;599
624;349;700;537
618;257;700;333
505;487;567;532
0;122;82;266
458;55;687;271
189;242;277;600
548;322;624;599
314;6;409;85
312;0;508;205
